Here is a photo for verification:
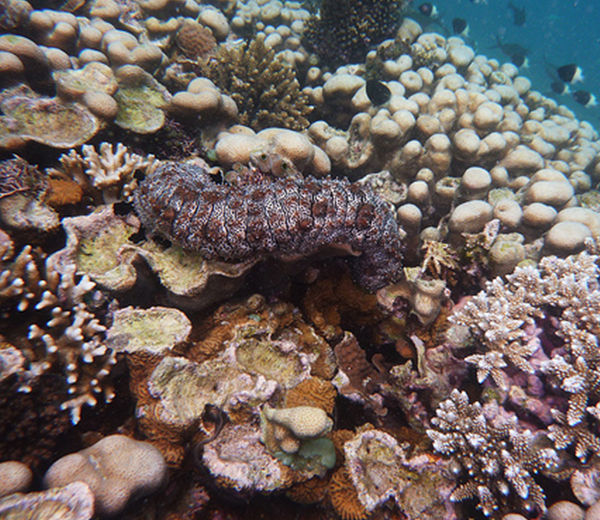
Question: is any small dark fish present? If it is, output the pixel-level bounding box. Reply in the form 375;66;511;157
573;90;597;108
510;53;528;68
507;1;526;26
366;79;392;106
492;36;528;58
551;81;570;95
452;18;469;36
557;63;584;84
418;2;438;18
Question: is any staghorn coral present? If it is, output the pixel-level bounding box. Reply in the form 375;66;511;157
0;245;117;424
303;0;405;68
133;161;404;292
427;390;558;517
202;35;312;131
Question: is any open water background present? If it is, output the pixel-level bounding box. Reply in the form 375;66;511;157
427;0;600;127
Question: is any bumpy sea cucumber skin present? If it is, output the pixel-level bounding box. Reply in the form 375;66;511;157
133;162;403;291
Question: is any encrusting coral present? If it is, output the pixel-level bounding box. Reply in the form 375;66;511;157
202;34;312;131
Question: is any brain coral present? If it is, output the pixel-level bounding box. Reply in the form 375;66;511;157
133;162;404;291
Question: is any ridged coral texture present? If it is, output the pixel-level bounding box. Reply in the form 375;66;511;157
133;162;404;291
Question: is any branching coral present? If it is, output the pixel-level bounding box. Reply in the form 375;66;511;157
427;390;558;517
451;244;600;460
50;142;158;203
0;245;117;424
202;35;312;131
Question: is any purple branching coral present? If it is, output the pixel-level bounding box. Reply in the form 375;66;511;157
427;390;558;517
133;162;404;291
449;241;600;461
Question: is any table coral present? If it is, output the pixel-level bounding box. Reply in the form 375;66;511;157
133;161;404;292
0;93;99;150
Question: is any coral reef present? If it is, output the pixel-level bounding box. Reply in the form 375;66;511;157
202;35;312;131
133;161;404;291
303;0;405;68
43;434;167;517
428;390;558;517
0;244;117;424
3;0;600;518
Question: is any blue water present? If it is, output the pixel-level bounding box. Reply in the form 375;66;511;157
423;0;600;128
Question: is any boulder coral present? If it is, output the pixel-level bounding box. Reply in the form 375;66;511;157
43;435;167;517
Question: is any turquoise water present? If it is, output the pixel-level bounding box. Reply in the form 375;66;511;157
427;0;600;125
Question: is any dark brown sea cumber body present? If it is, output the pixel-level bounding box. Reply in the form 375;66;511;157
133;162;403;291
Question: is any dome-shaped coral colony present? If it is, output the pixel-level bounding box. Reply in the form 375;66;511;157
1;0;600;518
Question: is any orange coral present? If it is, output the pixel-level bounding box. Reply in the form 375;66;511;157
285;377;337;415
328;467;368;520
43;177;84;207
286;475;329;504
302;270;386;341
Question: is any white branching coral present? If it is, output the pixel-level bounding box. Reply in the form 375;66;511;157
51;142;158;203
452;243;600;460
450;269;544;389
0;245;117;424
427;390;558;517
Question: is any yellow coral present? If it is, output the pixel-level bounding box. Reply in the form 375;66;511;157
263;405;333;439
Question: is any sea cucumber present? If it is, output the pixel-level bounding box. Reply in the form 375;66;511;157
133;162;404;291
